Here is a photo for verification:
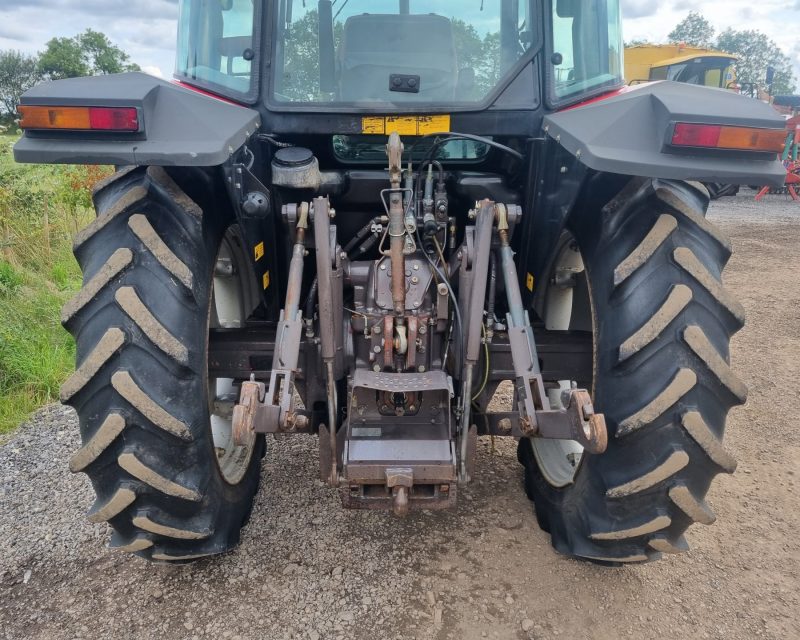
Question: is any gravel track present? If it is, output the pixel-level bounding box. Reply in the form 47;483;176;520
1;190;799;640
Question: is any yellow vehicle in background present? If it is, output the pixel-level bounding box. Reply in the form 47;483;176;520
625;44;736;89
624;44;742;199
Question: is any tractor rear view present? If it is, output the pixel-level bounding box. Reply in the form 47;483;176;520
14;0;786;564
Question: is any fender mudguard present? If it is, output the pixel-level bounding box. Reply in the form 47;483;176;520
544;81;786;187
13;72;260;166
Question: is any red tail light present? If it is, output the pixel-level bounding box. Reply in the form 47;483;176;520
18;106;139;132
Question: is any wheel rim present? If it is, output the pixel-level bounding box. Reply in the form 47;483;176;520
208;227;256;485
531;233;591;488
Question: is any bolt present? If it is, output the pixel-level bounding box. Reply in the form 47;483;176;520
411;276;419;284
373;345;382;353
414;301;421;307
468;210;476;220
340;251;347;260
329;208;336;218
380;263;387;270
437;283;448;297
408;405;416;413
418;325;427;335
373;325;381;335
418;365;426;372
373;364;381;372
413;263;420;270
498;418;512;434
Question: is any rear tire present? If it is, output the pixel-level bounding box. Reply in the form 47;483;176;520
519;178;745;562
62;166;264;561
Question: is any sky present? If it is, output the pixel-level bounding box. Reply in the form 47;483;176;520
0;0;798;86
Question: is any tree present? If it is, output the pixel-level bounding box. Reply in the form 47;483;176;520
716;28;796;95
668;12;715;49
0;51;41;118
77;29;139;75
38;29;140;80
38;37;88;80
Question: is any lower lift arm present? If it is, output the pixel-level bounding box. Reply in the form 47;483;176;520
456;202;607;482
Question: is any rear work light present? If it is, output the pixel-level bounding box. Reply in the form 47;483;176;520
18;105;139;132
671;123;786;153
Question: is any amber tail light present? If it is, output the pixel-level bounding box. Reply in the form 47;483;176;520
671;123;785;153
18;105;139;132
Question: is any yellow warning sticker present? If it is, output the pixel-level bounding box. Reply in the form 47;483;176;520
262;271;270;290
360;115;451;136
385;116;420;136
362;117;387;134
254;242;265;261
417;115;450;135
526;273;535;292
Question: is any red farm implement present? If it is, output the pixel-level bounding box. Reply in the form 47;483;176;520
756;115;800;201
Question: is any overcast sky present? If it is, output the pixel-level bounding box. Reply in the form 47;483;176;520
0;0;798;86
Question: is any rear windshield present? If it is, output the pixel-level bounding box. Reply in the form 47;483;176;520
273;0;534;106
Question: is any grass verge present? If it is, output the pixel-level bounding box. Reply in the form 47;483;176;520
0;133;110;433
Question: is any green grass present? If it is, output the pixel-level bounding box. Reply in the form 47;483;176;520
0;133;110;433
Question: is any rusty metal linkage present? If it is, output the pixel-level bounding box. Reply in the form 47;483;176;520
496;204;607;453
458;200;496;482
232;204;311;444
386;132;406;316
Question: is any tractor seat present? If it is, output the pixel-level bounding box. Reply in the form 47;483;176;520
338;14;458;102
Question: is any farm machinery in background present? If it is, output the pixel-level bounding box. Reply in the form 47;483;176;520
756;114;800;201
624;44;737;90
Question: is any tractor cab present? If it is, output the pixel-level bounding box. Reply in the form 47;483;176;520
624;44;737;90
175;0;624;114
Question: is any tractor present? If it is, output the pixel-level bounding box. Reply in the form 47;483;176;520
14;0;785;564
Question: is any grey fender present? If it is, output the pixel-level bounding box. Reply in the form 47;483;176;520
544;81;787;187
13;73;260;166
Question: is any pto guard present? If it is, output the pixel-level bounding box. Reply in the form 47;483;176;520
544;81;787;187
13;72;260;167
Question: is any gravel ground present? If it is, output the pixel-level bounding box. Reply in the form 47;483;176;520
1;189;799;640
